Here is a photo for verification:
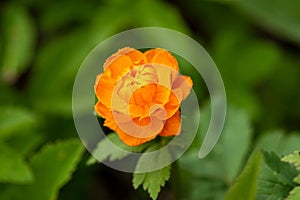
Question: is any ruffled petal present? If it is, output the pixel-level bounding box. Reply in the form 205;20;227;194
159;110;181;136
144;48;179;71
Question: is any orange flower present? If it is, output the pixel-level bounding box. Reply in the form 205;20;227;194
94;47;193;146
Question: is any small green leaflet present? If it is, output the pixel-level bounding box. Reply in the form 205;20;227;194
282;151;300;171
133;165;171;200
133;144;172;200
287;186;300;200
282;151;300;200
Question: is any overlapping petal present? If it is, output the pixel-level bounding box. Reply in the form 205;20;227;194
94;47;193;146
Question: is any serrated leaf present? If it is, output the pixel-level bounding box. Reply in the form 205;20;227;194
133;165;171;200
262;151;297;186
133;144;172;200
3;139;84;200
282;151;300;171
287;186;300;200
0;143;33;183
0;107;36;140
1;3;35;83
225;150;262;200
257;151;298;200
87;133;150;165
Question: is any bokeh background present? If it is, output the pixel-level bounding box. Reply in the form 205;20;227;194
0;0;300;199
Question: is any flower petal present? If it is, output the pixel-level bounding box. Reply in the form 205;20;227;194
159;110;181;136
144;48;179;71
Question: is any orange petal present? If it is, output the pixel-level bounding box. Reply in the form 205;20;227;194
95;73;114;108
125;49;146;65
95;101;110;118
106;55;133;80
172;75;193;101
115;126;157;146
164;91;180;119
159;110;181;136
152;85;171;105
144;48;178;71
104;47;135;70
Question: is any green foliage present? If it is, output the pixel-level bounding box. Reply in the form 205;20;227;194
282;151;300;199
0;139;84;200
0;143;33;183
0;0;299;199
20;139;84;200
178;105;252;199
257;151;298;200
235;0;300;45
282;151;300;171
133;166;171;200
287;186;300;200
225;150;262;200
87;133;150;165
0;107;37;140
0;3;35;83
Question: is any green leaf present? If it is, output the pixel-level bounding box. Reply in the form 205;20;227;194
263;151;297;186
0;3;35;83
282;151;300;171
256;131;300;156
225;150;262;200
179;105;252;182
287;186;300;200
5;131;43;156
235;0;300;45
294;175;300;184
0;107;36;140
133;165;171;200
87;133;150;165
133;144;172;200
0;143;33;183
257;151;298;200
5;139;84;200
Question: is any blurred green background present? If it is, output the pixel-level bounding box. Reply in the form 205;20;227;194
0;0;300;199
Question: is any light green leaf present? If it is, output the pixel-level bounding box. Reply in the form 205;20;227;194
133;144;172;200
256;131;300;156
287;186;300;200
0;107;36;140
133;165;171;200
282;151;300;171
0;143;33;183
294;175;300;184
225;150;262;200
179;105;252;182
87;133;150;165
5;139;84;200
1;3;35;83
